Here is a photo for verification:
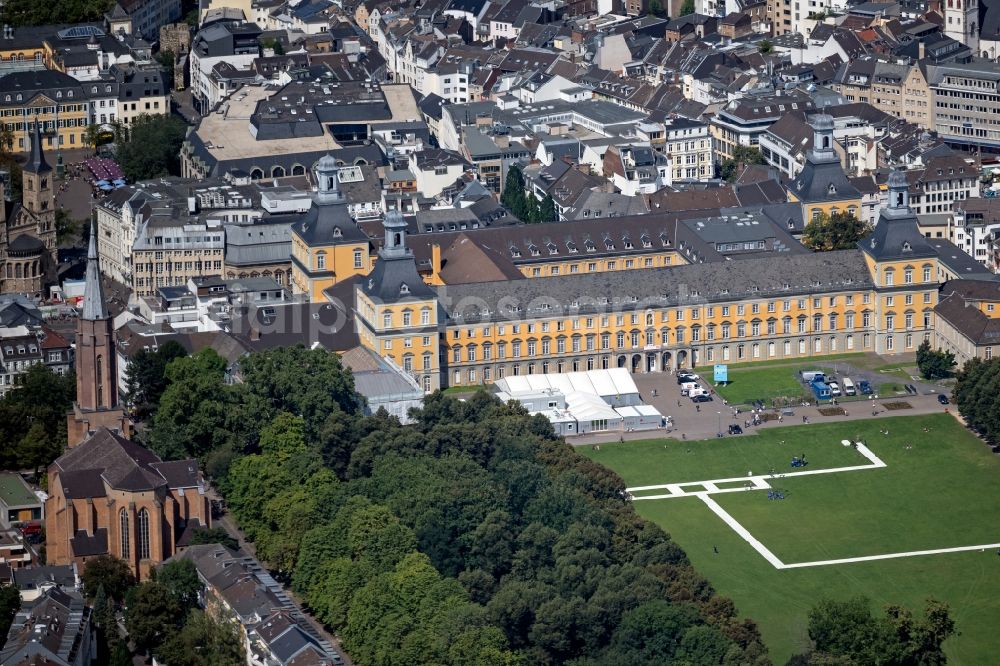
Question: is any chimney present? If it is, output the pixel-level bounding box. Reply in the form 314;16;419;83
918;40;925;60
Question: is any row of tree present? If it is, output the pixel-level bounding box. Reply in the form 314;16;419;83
501;165;559;224
954;356;1000;445
138;346;770;665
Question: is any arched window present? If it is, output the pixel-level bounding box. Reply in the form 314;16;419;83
119;508;130;559
137;508;150;560
249;168;263;180
884;268;895;286
96;355;104;405
291;164;305;176
271;166;285;178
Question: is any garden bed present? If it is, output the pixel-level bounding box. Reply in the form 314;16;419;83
883;401;912;410
818;407;846;416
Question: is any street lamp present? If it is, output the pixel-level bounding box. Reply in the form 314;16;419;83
717;411;722;438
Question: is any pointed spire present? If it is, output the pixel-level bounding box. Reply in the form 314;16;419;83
24;123;51;175
81;218;109;321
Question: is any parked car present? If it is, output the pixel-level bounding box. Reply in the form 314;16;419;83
677;373;697;385
692;394;713;403
728;424;743;435
842;378;856;396
937;394;949;405
858;380;873;395
829;381;842;396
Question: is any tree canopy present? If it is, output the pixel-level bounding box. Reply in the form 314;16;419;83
0;586;20;641
0;364;75;473
954;357;1000;445
802;211;873;252
719;146;765;182
789;596;956;665
680;0;695;15
915;340;956;380
500;165;556;223
1;0;114;25
124;340;188;420
81;555;136;602
144;346;771;665
115;114;189;181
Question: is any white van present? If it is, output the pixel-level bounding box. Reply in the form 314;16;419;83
680;382;699;396
842;378;856;396
829;381;842;396
688;387;709;398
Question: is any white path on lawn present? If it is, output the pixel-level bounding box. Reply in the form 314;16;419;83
700;494;785;568
628;442;886;500
627;443;1000;569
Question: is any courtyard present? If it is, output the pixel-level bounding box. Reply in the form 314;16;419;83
580;414;1000;665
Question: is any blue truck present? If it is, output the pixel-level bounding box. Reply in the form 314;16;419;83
810;380;832;401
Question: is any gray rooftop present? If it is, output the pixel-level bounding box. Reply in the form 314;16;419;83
440;250;873;323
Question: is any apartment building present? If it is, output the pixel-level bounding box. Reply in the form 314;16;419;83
132;218;226;298
926;60;1000;150
905;155;979;215
661;118;713;181
950;197;1000;271
710;92;816;160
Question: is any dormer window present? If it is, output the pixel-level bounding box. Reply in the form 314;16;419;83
604;239;614;251
585;240;596;252
333;227;343;238
547;242;557;255
510;247;521;258
400;283;410;294
566;240;577;253
622;236;633;249
902;241;911;252
529;244;540;257
641;235;651;248
828;184;837;195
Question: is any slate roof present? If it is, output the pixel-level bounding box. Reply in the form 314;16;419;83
24;123;51;175
230;298;359;352
360;252;436;303
935;281;1000;345
441;250;874;322
53;428;201;496
787;146;861;204
70;529;108;557
290;200;365;247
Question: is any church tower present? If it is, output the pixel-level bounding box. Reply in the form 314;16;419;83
67;220;130;447
20;123;57;263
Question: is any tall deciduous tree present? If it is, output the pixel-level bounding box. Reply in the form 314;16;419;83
680;0;695;15
719;145;765;182
916;340;956;380
954;357;1000;445
81;555;136;602
156;609;245;666
0;585;20;640
802;211;873;252
124;340;188;420
153;559;202;608
115;114;189;181
125;581;184;654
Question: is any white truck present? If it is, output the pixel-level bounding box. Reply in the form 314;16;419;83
842;377;856;396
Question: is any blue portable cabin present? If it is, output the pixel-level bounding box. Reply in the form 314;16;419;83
810;380;832;401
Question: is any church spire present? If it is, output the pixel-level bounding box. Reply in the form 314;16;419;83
24;123;51;175
81;219;108;321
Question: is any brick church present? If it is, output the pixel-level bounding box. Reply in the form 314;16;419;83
0;124;58;298
45;230;210;579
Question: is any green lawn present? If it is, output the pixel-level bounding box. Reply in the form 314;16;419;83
581;415;1000;665
580;425;869;488
710;365;811;406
